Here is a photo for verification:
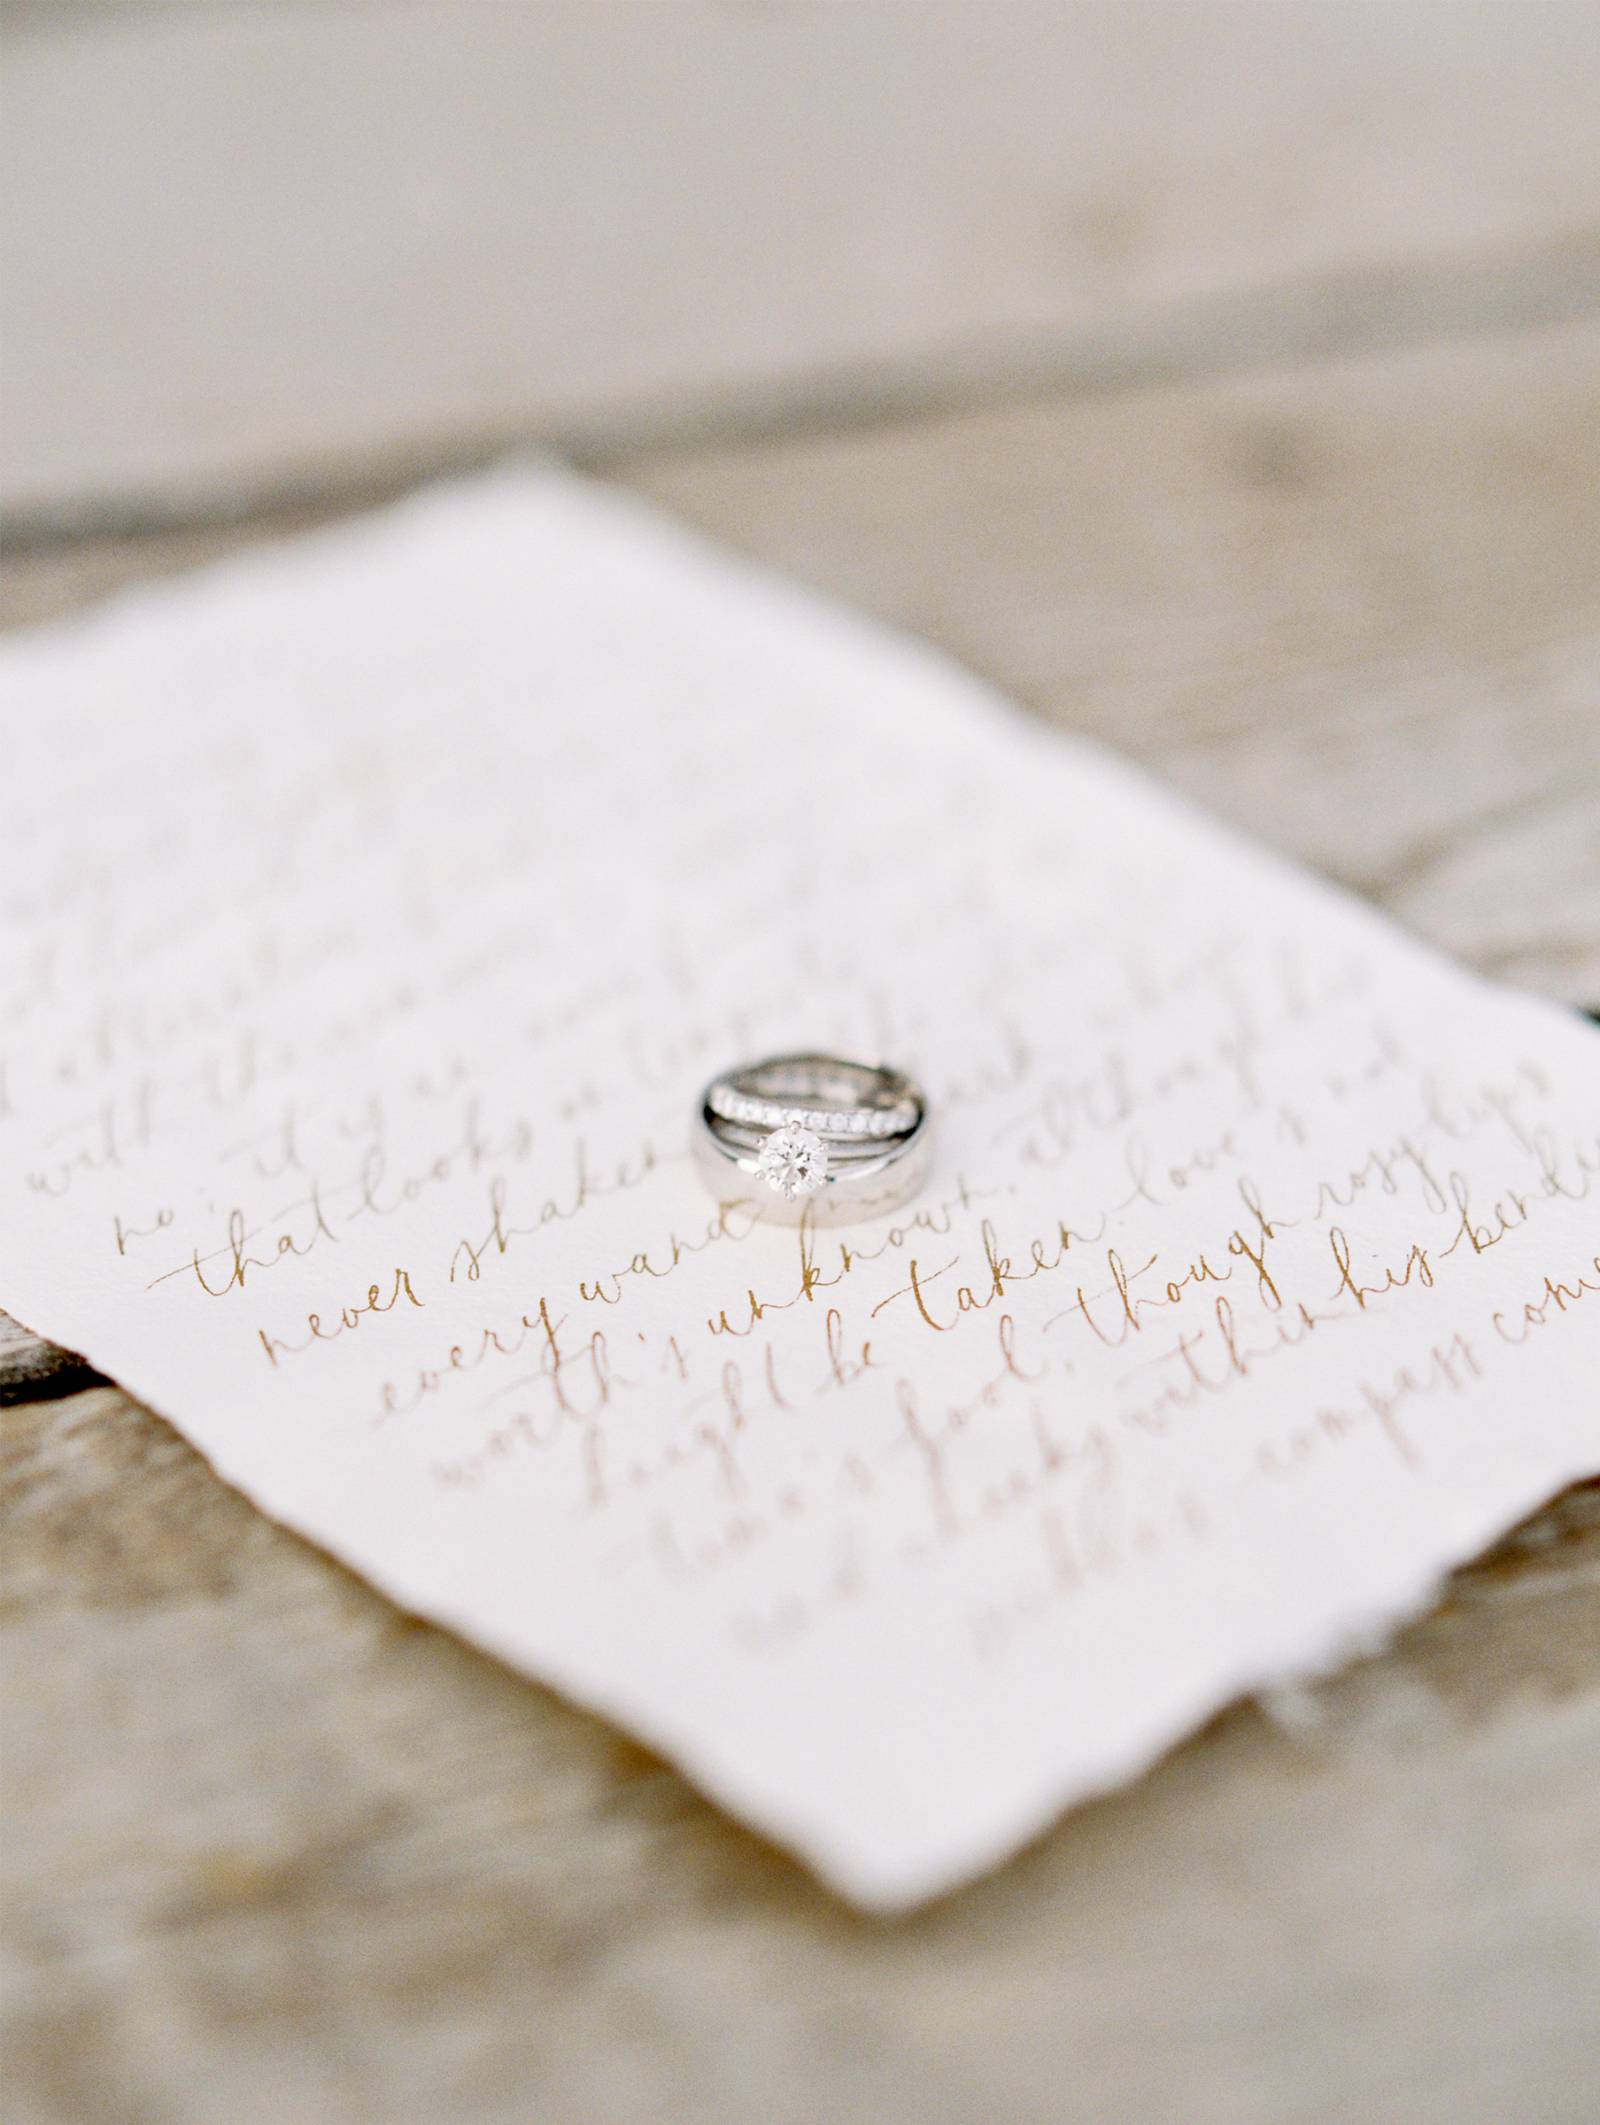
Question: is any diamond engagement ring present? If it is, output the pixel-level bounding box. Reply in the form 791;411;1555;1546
692;1053;932;1225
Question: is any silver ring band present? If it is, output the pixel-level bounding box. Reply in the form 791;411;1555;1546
693;1052;932;1225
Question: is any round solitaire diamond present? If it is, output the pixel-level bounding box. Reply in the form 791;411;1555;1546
756;1114;829;1200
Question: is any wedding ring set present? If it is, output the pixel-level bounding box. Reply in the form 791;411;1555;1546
692;1052;932;1224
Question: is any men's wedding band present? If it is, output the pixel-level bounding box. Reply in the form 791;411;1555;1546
692;1052;932;1225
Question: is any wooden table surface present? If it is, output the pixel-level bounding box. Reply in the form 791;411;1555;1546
3;8;1598;2122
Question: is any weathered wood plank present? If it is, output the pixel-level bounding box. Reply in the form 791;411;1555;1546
631;318;1600;1008
3;315;1599;2124
4;1378;1597;2125
9;320;1595;999
6;1;1600;527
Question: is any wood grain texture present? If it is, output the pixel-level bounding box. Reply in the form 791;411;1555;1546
630;318;1600;1009
4;315;1599;2125
6;0;1600;528
5;0;1600;2112
4;1366;1598;2125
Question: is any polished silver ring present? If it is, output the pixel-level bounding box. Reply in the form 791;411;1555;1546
693;1052;932;1225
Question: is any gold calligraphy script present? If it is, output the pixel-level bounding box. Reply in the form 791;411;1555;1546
2;471;1596;1908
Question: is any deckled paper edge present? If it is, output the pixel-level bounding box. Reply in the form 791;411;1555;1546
4;463;1599;1910
6;1279;1594;1912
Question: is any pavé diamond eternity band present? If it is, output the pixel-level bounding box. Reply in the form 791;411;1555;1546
692;1052;932;1225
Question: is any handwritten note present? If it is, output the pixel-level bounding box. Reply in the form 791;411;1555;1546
2;469;1596;1908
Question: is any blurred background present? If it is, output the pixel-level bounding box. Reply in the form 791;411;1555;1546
3;6;1598;2123
5;4;1598;1010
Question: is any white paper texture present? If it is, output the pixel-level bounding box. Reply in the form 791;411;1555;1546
2;469;1596;1908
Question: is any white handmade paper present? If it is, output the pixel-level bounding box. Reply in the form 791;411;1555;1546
2;470;1597;1908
